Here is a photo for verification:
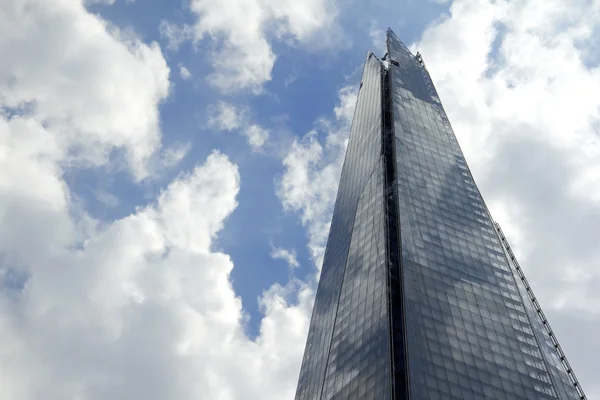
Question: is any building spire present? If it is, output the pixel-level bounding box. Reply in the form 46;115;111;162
386;28;414;61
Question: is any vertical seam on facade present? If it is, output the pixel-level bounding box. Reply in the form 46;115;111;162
392;72;411;400
383;60;410;400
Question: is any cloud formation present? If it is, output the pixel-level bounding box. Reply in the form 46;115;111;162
1;0;598;399
179;65;192;80
0;0;171;180
161;0;344;92
207;101;270;151
0;1;310;399
271;247;301;269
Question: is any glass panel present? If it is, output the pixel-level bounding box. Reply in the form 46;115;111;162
295;54;388;400
296;30;580;400
387;30;578;400
322;159;390;400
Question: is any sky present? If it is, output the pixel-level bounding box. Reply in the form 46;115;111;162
0;0;599;398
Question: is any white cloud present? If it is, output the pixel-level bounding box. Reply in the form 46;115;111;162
0;0;170;181
0;146;313;399
207;102;270;151
6;0;598;399
244;124;270;150
162;0;344;93
158;20;194;51
94;189;120;208
270;247;300;269
161;142;191;168
284;70;299;87
277;84;357;270
368;25;386;56
416;0;600;395
208;102;243;131
0;2;313;399
179;64;191;79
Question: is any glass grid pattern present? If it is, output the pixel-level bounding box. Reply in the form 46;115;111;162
322;161;391;400
295;54;386;400
387;31;572;399
296;29;581;400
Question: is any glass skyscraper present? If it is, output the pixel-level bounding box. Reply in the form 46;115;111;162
295;29;585;400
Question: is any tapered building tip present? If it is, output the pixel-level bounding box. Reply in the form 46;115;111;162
386;28;406;47
385;28;415;58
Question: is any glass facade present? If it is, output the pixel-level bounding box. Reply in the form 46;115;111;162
295;29;582;400
295;54;388;400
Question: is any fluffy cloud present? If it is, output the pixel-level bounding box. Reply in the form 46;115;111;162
161;0;344;92
243;124;270;151
270;247;300;269
0;1;311;399
207;101;269;151
0;0;171;180
0;146;312;399
4;0;597;399
159;20;195;52
416;0;600;395
277;85;357;270
160;142;192;168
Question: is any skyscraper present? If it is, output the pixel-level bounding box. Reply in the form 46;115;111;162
295;29;585;400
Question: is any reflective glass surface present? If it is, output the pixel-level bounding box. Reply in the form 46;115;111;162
296;30;580;400
295;54;388;400
322;160;391;400
387;30;578;399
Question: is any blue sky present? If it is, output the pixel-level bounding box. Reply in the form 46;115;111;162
84;0;454;337
0;0;599;399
